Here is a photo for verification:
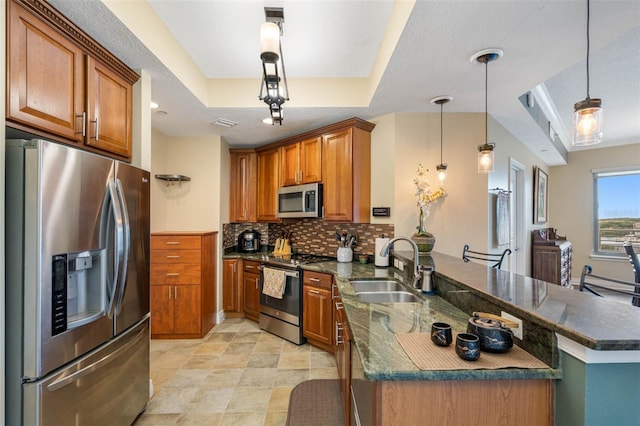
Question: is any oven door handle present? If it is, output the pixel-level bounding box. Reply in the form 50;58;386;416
259;265;299;278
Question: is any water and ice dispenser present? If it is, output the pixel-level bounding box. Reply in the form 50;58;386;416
52;250;107;336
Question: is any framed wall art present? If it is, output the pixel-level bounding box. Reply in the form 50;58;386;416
534;167;548;224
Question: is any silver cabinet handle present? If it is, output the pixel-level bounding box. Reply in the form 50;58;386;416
166;273;180;276
335;302;343;310
309;277;320;282
255;278;259;290
175;287;178;298
166;241;180;245
90;116;99;140
308;289;320;295
75;112;86;136
246;265;255;269
166;255;180;259
168;286;171;299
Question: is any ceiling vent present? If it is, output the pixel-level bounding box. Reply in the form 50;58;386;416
213;118;239;128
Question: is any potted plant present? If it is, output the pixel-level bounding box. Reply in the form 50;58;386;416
412;164;447;253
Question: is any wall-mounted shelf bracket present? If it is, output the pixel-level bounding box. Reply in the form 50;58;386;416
154;174;191;187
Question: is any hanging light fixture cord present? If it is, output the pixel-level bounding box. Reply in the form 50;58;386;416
585;0;591;99
440;102;444;164
484;59;489;144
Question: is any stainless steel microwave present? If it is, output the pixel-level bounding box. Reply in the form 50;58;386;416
277;183;323;218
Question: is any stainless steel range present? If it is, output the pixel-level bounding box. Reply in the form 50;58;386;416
258;253;334;345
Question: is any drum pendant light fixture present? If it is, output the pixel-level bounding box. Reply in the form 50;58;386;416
470;48;503;174
259;7;289;125
430;96;453;183
573;0;603;146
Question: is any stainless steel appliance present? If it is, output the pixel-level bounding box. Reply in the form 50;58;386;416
238;229;261;252
5;139;151;425
277;182;323;218
258;253;334;344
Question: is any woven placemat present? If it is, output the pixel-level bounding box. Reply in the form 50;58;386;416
396;332;548;370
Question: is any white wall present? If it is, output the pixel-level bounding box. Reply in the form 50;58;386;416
369;111;550;273
550;143;640;282
151;134;222;231
150;132;227;312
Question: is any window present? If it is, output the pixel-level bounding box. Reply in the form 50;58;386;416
593;169;640;256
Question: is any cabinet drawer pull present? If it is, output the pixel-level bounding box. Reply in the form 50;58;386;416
309;278;320;282
90;117;99;140
335;302;344;310
165;241;180;245
308;289;320;294
166;255;180;259
166;273;180;276
245;265;255;269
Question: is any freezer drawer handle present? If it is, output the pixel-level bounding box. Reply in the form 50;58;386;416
46;326;147;392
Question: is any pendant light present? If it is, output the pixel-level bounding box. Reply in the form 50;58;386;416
573;0;603;146
470;48;503;174
430;96;453;184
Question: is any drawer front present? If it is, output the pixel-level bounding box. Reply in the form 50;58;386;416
151;263;201;284
151;235;201;250
304;271;333;290
243;261;261;274
151;249;201;264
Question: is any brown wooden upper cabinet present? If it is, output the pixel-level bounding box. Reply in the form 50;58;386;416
7;0;138;161
281;137;322;186
229;150;257;223
322;121;374;223
256;148;280;222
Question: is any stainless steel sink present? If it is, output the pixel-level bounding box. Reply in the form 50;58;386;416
355;291;422;304
350;279;405;293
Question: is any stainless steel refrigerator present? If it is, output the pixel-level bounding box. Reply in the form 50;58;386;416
5;139;151;425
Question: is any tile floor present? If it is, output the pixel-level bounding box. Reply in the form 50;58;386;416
134;318;338;426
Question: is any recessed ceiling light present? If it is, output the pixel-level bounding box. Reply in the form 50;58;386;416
150;101;159;109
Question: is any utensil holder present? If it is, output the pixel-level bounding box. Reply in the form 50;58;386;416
337;247;353;263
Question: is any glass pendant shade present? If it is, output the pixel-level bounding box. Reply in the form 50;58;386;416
436;164;447;183
477;143;495;174
260;22;280;63
573;98;603;146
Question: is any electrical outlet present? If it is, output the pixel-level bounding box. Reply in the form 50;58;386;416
393;259;399;268
501;311;523;340
397;260;404;271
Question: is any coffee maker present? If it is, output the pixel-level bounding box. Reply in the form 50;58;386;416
238;229;261;253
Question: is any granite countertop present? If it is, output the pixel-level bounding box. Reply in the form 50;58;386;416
407;252;640;351
301;260;560;381
223;250;560;381
224;249;640;380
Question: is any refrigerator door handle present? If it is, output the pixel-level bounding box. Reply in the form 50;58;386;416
107;180;125;319
46;325;147;392
114;178;131;314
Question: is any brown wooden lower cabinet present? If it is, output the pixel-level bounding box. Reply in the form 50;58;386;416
334;297;351;426
243;261;261;322
302;271;334;351
223;258;244;317
150;232;217;338
350;378;553;425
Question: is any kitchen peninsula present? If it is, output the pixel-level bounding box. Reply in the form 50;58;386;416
224;249;640;425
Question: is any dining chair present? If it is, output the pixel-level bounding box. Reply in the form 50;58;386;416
579;264;639;307
623;241;640;306
462;244;512;269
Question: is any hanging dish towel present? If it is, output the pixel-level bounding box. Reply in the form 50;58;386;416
496;191;511;248
262;267;286;299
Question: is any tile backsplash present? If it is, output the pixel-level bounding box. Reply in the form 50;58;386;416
223;219;394;258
